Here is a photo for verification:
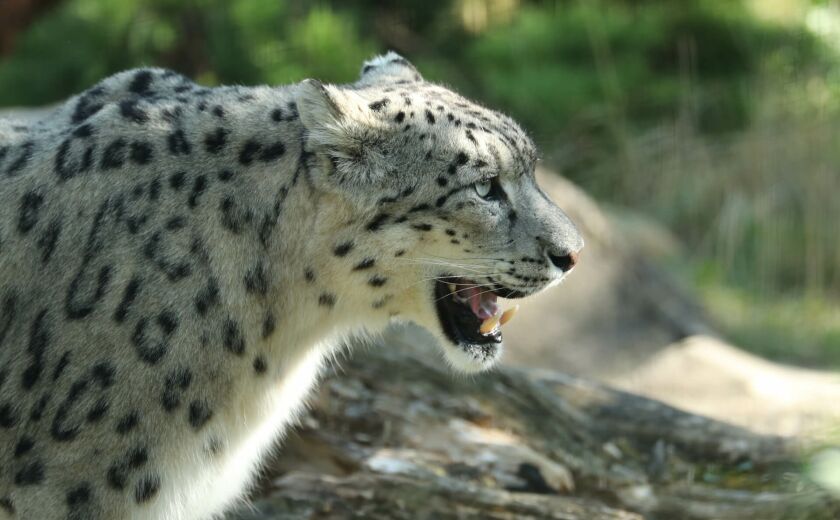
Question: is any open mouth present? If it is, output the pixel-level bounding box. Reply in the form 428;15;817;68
434;277;520;350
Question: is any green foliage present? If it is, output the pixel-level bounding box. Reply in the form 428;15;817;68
1;0;838;366
0;0;375;106
0;0;824;130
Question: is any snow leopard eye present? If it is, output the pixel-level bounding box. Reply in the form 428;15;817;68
474;177;503;201
474;180;492;198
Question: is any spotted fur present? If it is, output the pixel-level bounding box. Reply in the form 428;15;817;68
0;52;582;520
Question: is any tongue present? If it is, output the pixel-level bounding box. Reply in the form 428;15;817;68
466;287;497;320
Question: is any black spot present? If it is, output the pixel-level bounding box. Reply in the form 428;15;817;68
106;465;127;490
333;242;354;257
369;98;389;111
353;258;375;270
6;141;34;176
456;151;469;165
223;320;245;355
161;367;192;411
157;312;178;335
261;312;276;339
218;169;234;182
66;482;92;506
14;436;35;457
220;196;252;234
195;278;220;316
86;398;109;422
114;276;142;323
134;475;160;503
36;218;61;264
50;377;93;441
259;142;286;162
54;137;95;181
239;140;261;165
129;70;154;95
52;351;71;381
435;196;447;207
29;393;50;422
204;127;228;154
445;229;457;236
129;141;154;164
71;95;104;124
425;110;435;124
132;314;175;365
161;106;184;123
148;177;162;201
304;269;316;282
394;250;405;257
169;170;187;190
436;176;448;187
91;361;115;388
119;99;148;124
244;262;269;296
163;216;185;231
73;123;94;138
366;213;390;232
212;105;225;118
168;129;192;155
21;309;50;390
270;108;283;122
142;231;191;281
409;203;430;213
0;403;18;427
368;276;388;287
188;400;213;430
394;111;405;123
318;293;336;307
0;497;14;514
116;411;139;435
412;223;433;231
14;460;44;486
253;356;268;374
188;175;208;207
18;191;44;234
100;138;127;170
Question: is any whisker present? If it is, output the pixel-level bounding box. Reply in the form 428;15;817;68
403;273;503;291
433;282;501;303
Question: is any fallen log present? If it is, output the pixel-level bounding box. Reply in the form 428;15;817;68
227;327;837;520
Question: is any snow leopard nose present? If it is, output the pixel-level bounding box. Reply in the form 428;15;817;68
548;250;579;273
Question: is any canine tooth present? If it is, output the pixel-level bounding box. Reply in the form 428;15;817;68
479;313;501;334
448;283;457;294
500;305;519;326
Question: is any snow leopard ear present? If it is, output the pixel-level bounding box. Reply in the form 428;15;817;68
297;79;392;187
355;51;423;86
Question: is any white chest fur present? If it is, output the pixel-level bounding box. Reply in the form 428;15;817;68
129;342;334;520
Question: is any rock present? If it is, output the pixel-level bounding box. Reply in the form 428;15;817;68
610;335;840;436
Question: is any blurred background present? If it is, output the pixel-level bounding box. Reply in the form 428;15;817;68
4;0;840;429
2;0;839;374
2;0;840;512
